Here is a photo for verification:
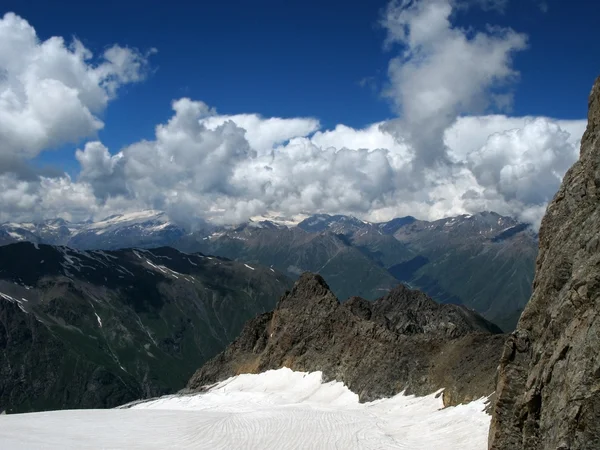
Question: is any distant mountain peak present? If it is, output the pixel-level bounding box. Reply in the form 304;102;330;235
297;214;368;233
245;219;287;230
248;213;308;228
91;210;169;226
0;210;189;250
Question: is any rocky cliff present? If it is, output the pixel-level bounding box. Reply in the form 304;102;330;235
188;273;505;406
488;78;600;449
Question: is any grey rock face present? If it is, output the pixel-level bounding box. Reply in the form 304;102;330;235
188;273;505;406
488;77;600;449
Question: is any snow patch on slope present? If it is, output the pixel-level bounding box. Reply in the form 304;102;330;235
0;368;490;449
6;231;26;241
0;292;28;314
87;211;167;229
249;213;308;227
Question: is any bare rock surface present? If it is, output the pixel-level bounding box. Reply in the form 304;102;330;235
488;77;600;449
188;273;504;406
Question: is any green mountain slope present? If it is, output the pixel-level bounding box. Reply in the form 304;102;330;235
391;212;537;331
0;243;291;413
176;225;401;301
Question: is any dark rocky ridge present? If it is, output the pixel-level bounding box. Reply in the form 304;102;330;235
0;242;291;413
188;273;505;406
488;78;600;449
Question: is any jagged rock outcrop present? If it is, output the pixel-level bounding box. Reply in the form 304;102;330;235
488;78;600;449
188;273;505;406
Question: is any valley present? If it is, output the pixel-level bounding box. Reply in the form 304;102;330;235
0;242;290;413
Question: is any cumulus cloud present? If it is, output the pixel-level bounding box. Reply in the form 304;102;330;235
72;102;399;224
468;119;576;204
444;115;585;160
0;106;585;228
75;99;256;219
0;3;588;230
0;12;152;158
0;172;98;223
65;102;584;228
202;114;320;155
381;0;527;168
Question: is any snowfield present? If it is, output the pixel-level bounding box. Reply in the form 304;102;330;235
0;368;490;449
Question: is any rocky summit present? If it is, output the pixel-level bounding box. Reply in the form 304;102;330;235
187;273;505;406
488;78;600;449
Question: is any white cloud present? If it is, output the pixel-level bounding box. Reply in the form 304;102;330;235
76;141;121;180
0;12;151;158
63;102;583;228
72;102;400;224
0;3;588;231
444;115;586;160
0;102;585;229
468;118;576;204
381;0;528;167
0;172;98;223
202;114;320;155
75;99;257;219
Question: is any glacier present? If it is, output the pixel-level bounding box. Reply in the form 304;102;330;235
0;368;490;449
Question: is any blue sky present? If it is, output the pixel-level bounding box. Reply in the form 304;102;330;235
0;0;596;226
4;0;598;155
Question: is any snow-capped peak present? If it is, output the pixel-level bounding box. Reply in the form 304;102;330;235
249;213;308;228
88;210;169;230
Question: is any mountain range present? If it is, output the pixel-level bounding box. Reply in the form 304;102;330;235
0;210;537;331
0;211;185;250
179;212;537;331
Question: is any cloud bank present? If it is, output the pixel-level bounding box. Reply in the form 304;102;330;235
0;3;587;230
